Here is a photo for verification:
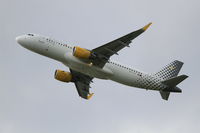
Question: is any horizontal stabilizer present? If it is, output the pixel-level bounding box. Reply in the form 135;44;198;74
162;75;188;87
160;91;170;100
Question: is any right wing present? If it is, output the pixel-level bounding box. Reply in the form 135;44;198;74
91;23;152;67
70;69;94;99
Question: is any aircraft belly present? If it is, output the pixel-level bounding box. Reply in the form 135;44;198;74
108;67;137;87
47;45;67;62
29;40;68;62
63;53;113;79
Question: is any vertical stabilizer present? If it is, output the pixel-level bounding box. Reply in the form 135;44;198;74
154;60;183;80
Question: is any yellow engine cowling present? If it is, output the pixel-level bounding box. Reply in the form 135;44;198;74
73;46;91;59
54;70;72;82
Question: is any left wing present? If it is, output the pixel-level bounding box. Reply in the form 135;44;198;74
91;23;152;67
70;69;94;99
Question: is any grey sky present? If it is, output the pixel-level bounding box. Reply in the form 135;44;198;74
0;0;199;133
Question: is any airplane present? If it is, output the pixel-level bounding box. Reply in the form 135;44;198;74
16;23;188;100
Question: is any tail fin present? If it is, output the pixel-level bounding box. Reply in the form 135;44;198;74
155;61;188;101
155;60;183;80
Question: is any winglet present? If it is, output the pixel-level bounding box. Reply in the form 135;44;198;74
142;22;152;31
87;93;94;100
88;62;93;66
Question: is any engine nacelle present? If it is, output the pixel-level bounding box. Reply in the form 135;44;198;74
54;70;72;82
73;46;92;59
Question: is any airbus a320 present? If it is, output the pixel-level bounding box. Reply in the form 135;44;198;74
16;23;188;100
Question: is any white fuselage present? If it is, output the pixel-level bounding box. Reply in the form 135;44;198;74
16;34;167;91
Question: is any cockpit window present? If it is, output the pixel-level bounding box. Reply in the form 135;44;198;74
27;34;34;36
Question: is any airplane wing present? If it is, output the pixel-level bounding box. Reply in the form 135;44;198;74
91;23;152;67
70;69;94;99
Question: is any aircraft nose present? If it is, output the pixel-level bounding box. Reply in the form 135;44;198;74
16;35;27;47
16;35;34;50
16;36;23;45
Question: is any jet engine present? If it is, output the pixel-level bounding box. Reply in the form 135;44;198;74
54;70;72;82
73;46;92;59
